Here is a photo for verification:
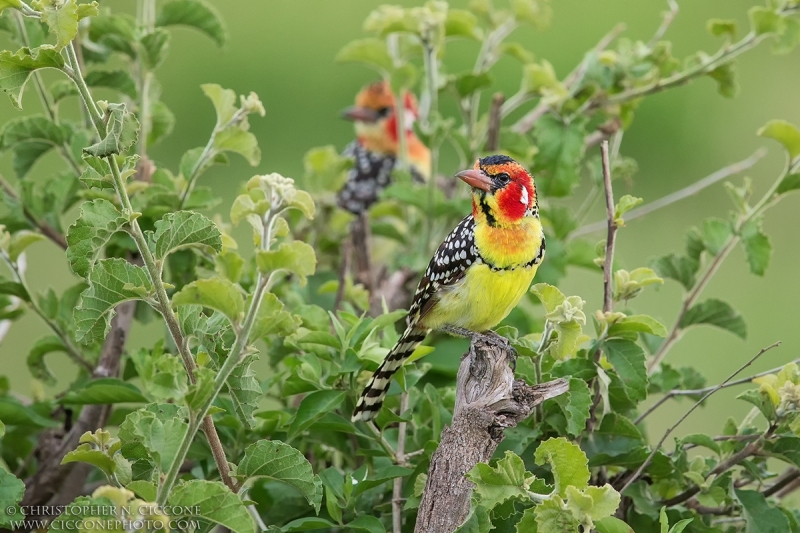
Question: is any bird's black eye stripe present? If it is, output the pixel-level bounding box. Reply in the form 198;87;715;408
376;106;392;118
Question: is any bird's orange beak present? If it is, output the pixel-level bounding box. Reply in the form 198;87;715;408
456;169;492;192
342;106;380;123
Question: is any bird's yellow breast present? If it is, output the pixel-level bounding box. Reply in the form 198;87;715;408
422;264;538;332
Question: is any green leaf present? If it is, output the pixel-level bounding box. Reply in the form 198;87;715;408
8;230;44;261
776;173;800;195
140;28;171;70
708;62;738;98
153;210;222;259
749;6;785;36
213;124;259;165
650;253;698;291
453;72;492;98
157;0;228;47
740;220;772;276
282;517;337;532
169;480;255;533
707;19;737;39
37;0;79;49
603;339;647;403
565;484;620;525
533;115;586;197
445;9;480;39
83;103;139;157
455;505;492;533
0;279;29;301
127;480;157;501
26;336;66;384
0;0;22;15
85;69;137;98
351;465;413;498
0;114;71;177
76;1;98;20
256;241;317;286
172;277;244;326
0;469;25;528
614;195;643;225
119;406;188;473
555;378;592;437
130;348;188;402
736;389;776;421
249;292;300;342
238;439;323;513
534;437;589;497
595;516;634;533
74;258;153;344
66;199;128;277
287;390;346;440
535;496;580;533
679;298;747;339
0;46;65;109
335;38;392;72
62;378;148;404
701;218;732;255
61;443;116;476
148;100;175;146
758;119;800;162
345;515;387;533
608;315;667;338
680;434;721;456
226;353;261;428
0;397;59;427
50;79;78;103
467;451;537;510
774;17;800;54
735;489;789;533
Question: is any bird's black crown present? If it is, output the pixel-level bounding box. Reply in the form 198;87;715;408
479;154;515;167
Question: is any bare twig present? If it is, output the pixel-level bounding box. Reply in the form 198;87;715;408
618;342;781;495
635;356;800;424
763;468;800;498
512;24;626;134
485;93;504;152
648;0;679;48
600;141;617;313
0;175;68;250
572;149;766;238
392;392;409;533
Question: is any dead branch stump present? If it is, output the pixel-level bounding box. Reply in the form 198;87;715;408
414;337;568;533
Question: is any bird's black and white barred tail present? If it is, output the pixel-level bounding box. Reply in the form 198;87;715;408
352;325;429;421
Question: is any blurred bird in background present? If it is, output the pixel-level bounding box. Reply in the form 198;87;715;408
337;81;431;214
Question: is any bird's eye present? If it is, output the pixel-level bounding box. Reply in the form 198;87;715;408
376;106;392;118
495;172;511;185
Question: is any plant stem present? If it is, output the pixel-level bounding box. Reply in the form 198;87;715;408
65;41;236;495
618;342;781;495
572;149;766;237
636;356;800;424
392;392;409;533
646;154;787;373
13;12;83;176
1;251;92;371
0;175;68;249
600;140;617;313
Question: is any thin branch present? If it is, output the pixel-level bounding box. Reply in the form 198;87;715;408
392;392;409;533
618;342;781;495
648;0;679;48
600;140;617;313
572;149;766;238
485;93;504;152
512;23;626;134
0;174;68;250
763;468;800;498
636;357;800;424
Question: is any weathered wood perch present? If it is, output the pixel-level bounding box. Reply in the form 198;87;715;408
414;336;569;533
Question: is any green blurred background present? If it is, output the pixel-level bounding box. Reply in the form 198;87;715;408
1;0;799;443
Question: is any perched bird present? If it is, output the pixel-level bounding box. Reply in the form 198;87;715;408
352;155;545;421
337;81;431;214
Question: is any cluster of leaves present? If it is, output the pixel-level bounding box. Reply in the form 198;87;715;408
0;1;799;533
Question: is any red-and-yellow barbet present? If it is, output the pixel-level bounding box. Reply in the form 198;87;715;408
337;81;431;214
352;155;545;421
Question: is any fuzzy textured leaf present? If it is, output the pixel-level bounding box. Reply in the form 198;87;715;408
172;277;244;326
37;0;79;49
83;103;139;157
62;378;148;405
0;46;65;109
0;469;24;528
66;199;128;277
169;480;255;533
534;437;590;497
758;119;800;162
238;440;323;513
0;114;71;177
467;451;537;510
153;210;222;259
74;258;153;344
603;339;647;403
533;115;586;197
256;241;317;286
650;253;698;291
85;69;137;98
555;377;592;437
